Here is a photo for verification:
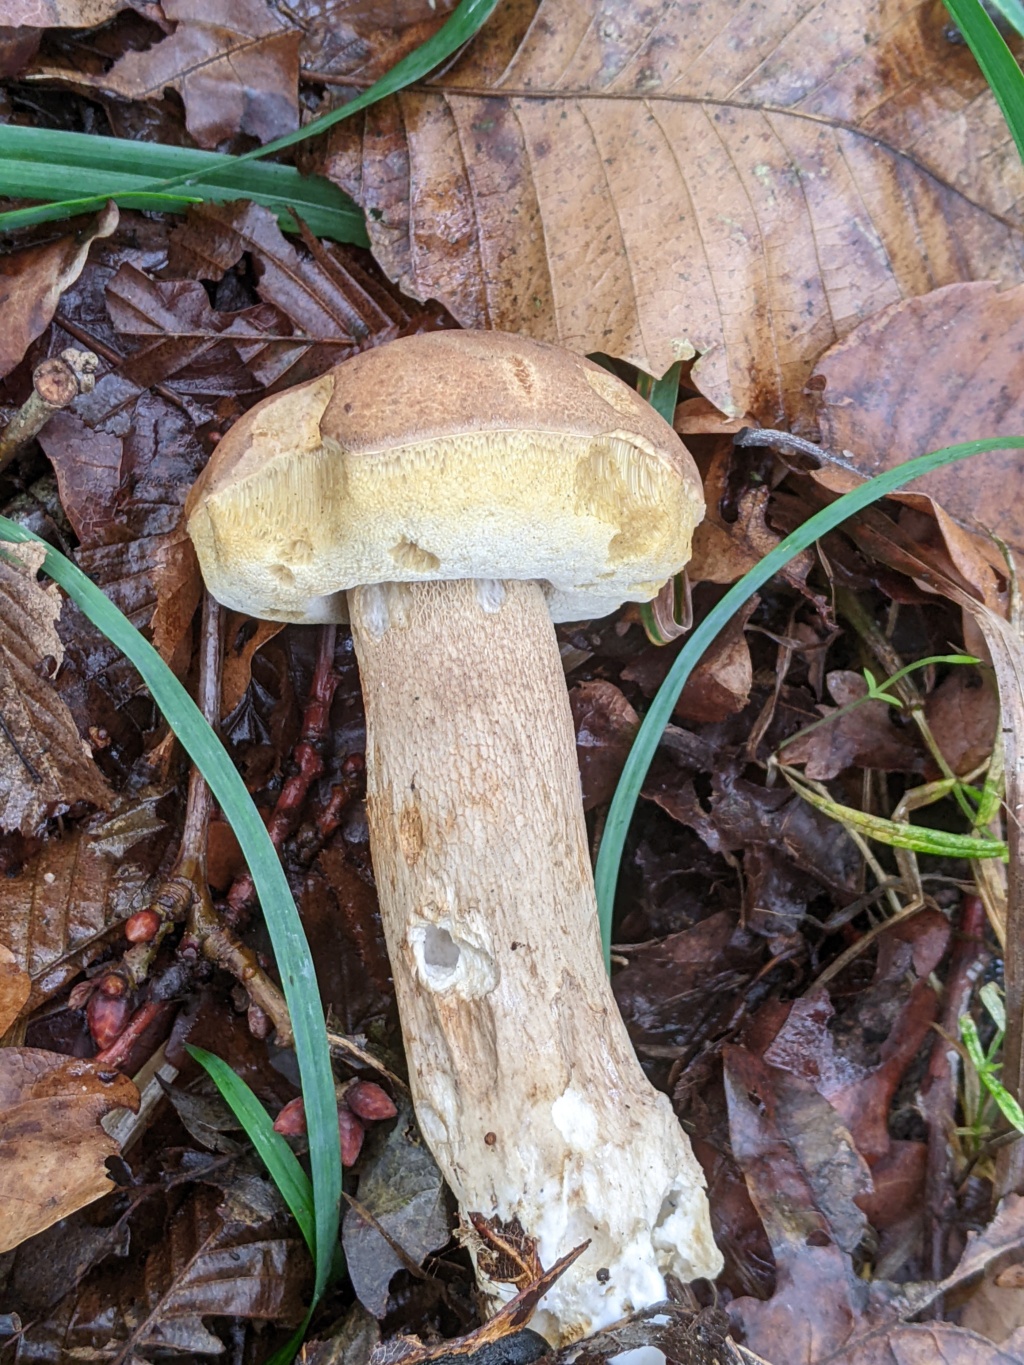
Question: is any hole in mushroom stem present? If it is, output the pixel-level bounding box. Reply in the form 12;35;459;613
423;925;461;970
408;919;498;996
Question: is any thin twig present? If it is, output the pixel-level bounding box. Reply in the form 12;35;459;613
920;894;988;1292
0;349;98;473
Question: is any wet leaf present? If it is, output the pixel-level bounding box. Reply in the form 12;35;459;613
322;0;1024;419
0;1052;138;1253
0;202;117;379
823;1325;1024;1364
20;1177;310;1359
104;262;273;404
0;542;113;835
39;387;206;665
4;0;142;23
724;1043;868;1360
568;680;638;811
923;663;999;778
622;598;756;726
612;911;761;1055
807;282;1024;557
780;670;923;781
73;0;302;150
295;0;457;83
0;815;168;1010
342;1103;450;1318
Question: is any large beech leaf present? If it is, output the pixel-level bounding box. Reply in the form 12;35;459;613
322;0;1024;420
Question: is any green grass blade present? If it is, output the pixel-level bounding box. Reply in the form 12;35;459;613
0;0;497;237
943;0;1024;164
0;519;341;1309
637;362;684;425
982;0;1024;39
187;1044;315;1255
594;436;1024;966
0;126;369;242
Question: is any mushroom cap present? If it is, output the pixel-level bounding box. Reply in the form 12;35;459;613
186;330;705;623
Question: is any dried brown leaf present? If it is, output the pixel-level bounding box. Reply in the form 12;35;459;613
0;203;117;379
0;944;30;1034
322;0;1024;420
0;1052;138;1254
76;0;301;149
807;282;1024;556
0;542;112;835
168;202;402;382
295;0;456;82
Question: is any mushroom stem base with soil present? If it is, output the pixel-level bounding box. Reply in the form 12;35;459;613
348;577;721;1346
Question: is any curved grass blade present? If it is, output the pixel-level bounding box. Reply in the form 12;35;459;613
187;1044;315;1254
0;519;341;1312
594;436;1024;966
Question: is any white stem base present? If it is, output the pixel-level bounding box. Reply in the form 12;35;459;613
348;579;720;1344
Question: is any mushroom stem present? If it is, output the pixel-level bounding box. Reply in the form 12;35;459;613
347;577;721;1345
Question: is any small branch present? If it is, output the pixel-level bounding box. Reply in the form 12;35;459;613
733;425;865;477
0;349;98;473
224;623;341;927
921;894;988;1288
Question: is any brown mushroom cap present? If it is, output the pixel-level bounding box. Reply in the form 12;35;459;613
186;330;705;623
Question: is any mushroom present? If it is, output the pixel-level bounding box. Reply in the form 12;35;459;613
186;330;721;1343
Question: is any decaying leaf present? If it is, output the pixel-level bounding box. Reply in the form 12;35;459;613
342;1103;450;1318
806;282;1024;556
0;203;117;379
322;0;1024;419
105;262;293;402
569;680;638;810
0;541;113;835
0;813;168;1010
75;0;301;149
294;0;456;83
4;0;142;23
369;1242;588;1365
18;1176;309;1358
38;386;205;666
780;669;923;781
168;202;403;383
0;1051;138;1253
0;945;30;1034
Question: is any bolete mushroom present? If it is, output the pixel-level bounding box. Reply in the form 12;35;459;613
186;330;721;1343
